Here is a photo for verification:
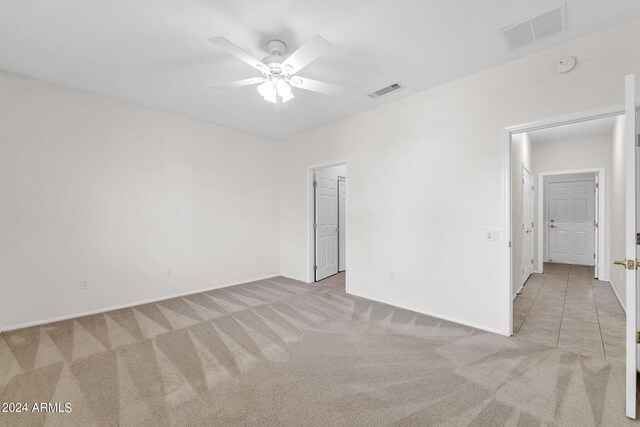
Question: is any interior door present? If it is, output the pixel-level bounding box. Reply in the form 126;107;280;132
338;179;346;272
521;167;534;284
594;174;600;278
624;73;638;419
548;180;595;265
314;170;339;281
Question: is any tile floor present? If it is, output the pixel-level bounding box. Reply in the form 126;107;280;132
316;271;346;290
513;262;626;363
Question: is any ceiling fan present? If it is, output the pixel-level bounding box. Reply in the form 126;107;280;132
208;35;344;104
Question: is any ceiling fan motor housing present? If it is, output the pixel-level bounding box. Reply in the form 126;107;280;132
262;39;287;65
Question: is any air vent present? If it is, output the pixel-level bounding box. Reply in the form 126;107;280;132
501;3;566;51
368;83;404;99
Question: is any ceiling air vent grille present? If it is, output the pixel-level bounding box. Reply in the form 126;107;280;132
368;82;404;99
501;3;566;51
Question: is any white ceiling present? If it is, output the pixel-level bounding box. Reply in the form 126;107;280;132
527;115;619;143
1;1;638;140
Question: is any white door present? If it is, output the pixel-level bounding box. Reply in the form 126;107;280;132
594;174;600;278
314;171;339;281
548;180;595;265
521;167;534;284
623;73;638;419
338;179;346;272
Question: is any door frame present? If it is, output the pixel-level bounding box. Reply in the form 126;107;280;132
338;177;346;272
307;160;348;284
502;103;623;336
538;169;605;278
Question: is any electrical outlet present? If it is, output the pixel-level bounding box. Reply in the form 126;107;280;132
80;280;88;290
485;229;500;241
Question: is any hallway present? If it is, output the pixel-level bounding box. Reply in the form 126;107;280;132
513;263;625;363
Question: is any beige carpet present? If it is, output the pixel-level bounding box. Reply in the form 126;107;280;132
0;273;636;426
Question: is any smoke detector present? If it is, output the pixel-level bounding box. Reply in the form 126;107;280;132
556;56;577;73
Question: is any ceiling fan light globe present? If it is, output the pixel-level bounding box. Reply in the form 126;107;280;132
258;80;277;103
280;91;294;103
263;91;277;103
276;79;294;103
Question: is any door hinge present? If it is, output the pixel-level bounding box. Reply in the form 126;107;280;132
595;183;599;190
313;222;318;229
637;331;640;344
313;265;318;271
594;253;596;259
636;134;640;146
531;258;533;264
313;181;317;187
637;233;640;245
594;222;599;229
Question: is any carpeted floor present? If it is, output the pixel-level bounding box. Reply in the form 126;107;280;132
0;272;636;426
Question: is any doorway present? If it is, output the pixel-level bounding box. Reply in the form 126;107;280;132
508;112;627;368
503;75;638;419
510;117;620;356
311;163;346;282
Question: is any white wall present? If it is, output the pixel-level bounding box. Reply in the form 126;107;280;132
511;133;533;296
610;114;627;309
278;19;640;334
0;71;280;330
317;164;346;179
532;133;612;279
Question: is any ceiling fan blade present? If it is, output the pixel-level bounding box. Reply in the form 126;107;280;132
282;36;331;73
208;37;268;73
290;77;343;96
211;77;265;90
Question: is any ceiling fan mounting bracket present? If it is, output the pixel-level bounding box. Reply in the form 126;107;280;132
266;39;287;56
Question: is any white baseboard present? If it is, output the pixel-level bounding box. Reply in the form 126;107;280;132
278;274;311;284
609;280;626;313
347;290;506;336
513;283;524;301
1;273;280;333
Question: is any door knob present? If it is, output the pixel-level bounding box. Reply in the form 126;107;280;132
614;259;627;267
